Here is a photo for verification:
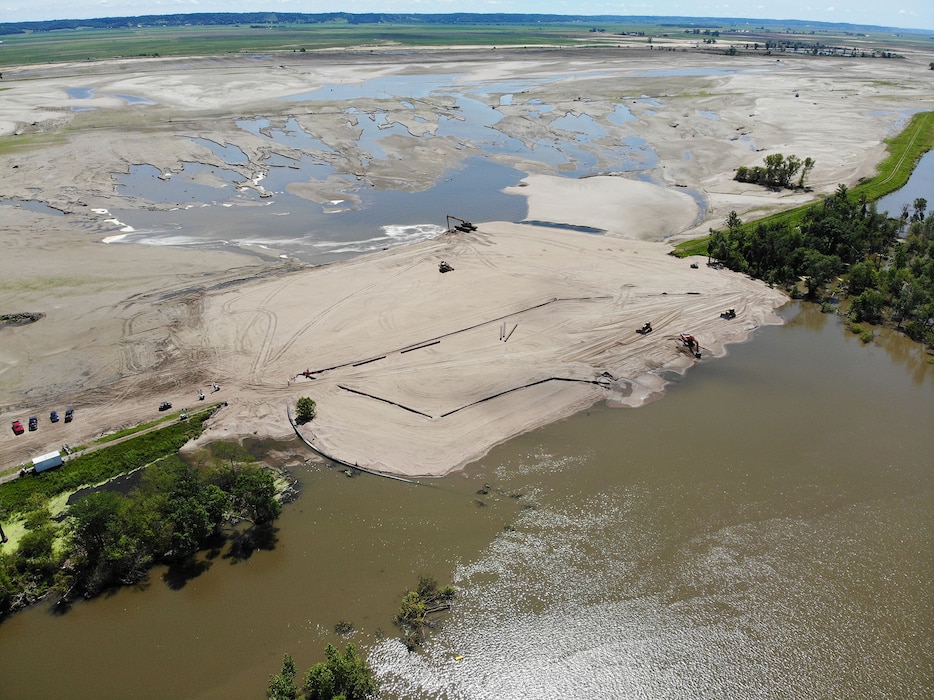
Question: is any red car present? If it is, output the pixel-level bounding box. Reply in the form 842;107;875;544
11;420;24;435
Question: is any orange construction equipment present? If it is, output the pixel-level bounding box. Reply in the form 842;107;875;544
679;333;701;357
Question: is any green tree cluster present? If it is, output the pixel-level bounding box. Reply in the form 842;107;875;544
393;575;456;651
0;496;60;613
0;455;282;616
708;186;934;343
735;153;815;190
268;644;377;700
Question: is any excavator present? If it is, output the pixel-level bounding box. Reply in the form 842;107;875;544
679;333;701;358
446;215;478;233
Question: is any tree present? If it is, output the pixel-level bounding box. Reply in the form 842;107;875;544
140;458;227;558
912;198;927;222
68;491;125;564
268;653;298;700
67;490;155;593
725;210;742;233
394;590;427;629
802;250;840;298
736;153;811;190
798;157;815;188
763;153;785;187
231;466;281;524
846;260;878;296
295;397;317;424
304;643;377;700
781;154;802;188
850;288;887;323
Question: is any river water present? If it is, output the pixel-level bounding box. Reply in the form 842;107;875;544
876;149;934;221
0;303;930;699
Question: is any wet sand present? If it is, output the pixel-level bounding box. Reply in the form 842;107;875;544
1;45;931;476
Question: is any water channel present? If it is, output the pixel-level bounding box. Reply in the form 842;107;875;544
95;72;677;264
876;149;934;221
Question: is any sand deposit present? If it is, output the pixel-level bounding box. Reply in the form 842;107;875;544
1;46;931;476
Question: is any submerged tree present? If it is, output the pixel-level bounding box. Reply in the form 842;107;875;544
393;575;456;651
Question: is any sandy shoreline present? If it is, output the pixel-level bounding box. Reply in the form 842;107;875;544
1;46;931;476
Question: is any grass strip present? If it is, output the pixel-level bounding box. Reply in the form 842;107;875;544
92;413;177;443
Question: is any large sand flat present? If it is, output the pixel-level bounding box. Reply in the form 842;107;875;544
1;46;931;476
267;222;785;475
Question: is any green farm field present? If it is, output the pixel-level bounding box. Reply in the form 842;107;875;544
1;16;931;68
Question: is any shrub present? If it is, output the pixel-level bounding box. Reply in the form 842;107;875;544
295;397;317;424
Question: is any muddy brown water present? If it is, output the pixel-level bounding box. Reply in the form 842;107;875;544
0;303;931;699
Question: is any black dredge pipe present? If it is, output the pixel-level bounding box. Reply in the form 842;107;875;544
286;405;422;485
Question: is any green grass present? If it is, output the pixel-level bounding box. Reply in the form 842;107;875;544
673;110;934;258
850;110;934;201
0;406;217;516
0;132;68;157
0;276;96;292
92;412;180;443
0;23;595;67
2;17;930;68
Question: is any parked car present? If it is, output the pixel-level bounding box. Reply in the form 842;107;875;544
64;408;74;423
50;410;59;423
159;401;172;411
11;420;24;435
28;417;38;431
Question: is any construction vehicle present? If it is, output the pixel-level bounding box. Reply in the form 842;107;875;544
679;333;701;358
439;260;454;273
445;215;478;233
636;322;653;335
722;308;736;319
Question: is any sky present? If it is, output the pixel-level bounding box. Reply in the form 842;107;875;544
0;0;931;31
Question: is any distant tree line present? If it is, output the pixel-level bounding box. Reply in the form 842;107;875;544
708;186;934;343
0;13;671;34
1;13;923;36
0;448;282;617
